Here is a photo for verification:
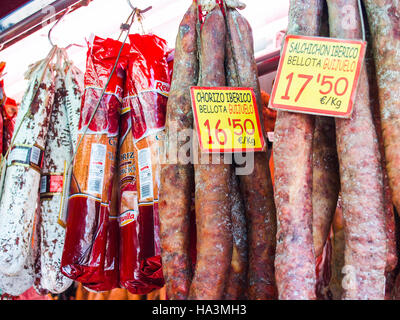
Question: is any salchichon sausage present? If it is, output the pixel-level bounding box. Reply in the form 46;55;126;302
158;1;198;300
188;2;233;300
225;2;277;300
0;252;35;296
273;0;323;300
63;61;83;152
364;39;398;281
223;170;248;300
327;0;387;299
311;0;340;261
37;66;74;294
0;48;56;276
312;116;340;258
363;0;399;275
328;198;345;300
362;0;400;219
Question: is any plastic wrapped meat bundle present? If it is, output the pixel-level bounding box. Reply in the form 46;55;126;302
61;36;130;285
118;34;170;294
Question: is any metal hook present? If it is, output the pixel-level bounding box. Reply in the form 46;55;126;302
48;7;71;47
126;0;152;14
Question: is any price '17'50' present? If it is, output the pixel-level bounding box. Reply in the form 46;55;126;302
204;118;256;145
281;72;349;102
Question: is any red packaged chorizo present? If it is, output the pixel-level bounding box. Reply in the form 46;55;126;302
117;34;170;294
61;36;130;285
130;33;170;255
128;33;169;141
0;63;17;157
2;97;19;156
119;95;165;294
83;174;120;292
0;78;5;156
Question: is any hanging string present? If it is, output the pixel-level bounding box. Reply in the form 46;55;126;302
67;8;137;172
58;7;139;222
357;0;366;42
0;45;58;167
48;8;72;47
0;45;59;202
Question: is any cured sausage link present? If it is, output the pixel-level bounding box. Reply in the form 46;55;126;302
223;5;247;301
223;170;248;300
312;116;340;258
363;0;399;277
312;0;340;262
364;41;397;297
327;0;387;300
38;67;74;294
273;0;323;300
158;1;198;300
188;3;233;300
0;50;56;276
225;6;278;300
362;0;400;220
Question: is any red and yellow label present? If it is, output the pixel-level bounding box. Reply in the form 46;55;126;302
270;35;366;118
191;86;265;153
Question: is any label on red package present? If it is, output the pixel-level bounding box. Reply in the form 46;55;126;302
137;148;154;201
118;209;139;227
154;80;170;97
270;35;366;118
191;86;265;153
40;174;64;198
86;143;107;195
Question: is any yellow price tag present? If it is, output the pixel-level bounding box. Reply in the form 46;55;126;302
270;35;366;118
191;87;265;153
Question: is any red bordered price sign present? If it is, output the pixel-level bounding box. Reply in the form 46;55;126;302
191;86;265;153
270;35;367;118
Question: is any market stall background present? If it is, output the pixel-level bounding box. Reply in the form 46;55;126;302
0;0;289;300
0;0;398;302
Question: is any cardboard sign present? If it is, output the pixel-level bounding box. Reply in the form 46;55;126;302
191;86;265;153
270;35;366;118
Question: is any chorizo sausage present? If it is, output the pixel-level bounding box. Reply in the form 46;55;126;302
188;2;233;300
223;170;248;300
158;1;198;300
225;4;277;300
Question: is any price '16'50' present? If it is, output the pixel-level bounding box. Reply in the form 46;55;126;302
204;118;256;145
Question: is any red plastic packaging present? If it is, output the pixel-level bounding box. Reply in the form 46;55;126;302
119;96;165;294
2;97;19;156
117;34;170;294
128;34;169;141
130;33;170;257
83;176;120;292
0;77;5;156
315;232;333;300
61;36;130;286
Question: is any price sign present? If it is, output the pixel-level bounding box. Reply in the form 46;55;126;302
270;35;366;118
191;87;265;153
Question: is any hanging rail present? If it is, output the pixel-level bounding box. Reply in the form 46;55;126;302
0;0;91;52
